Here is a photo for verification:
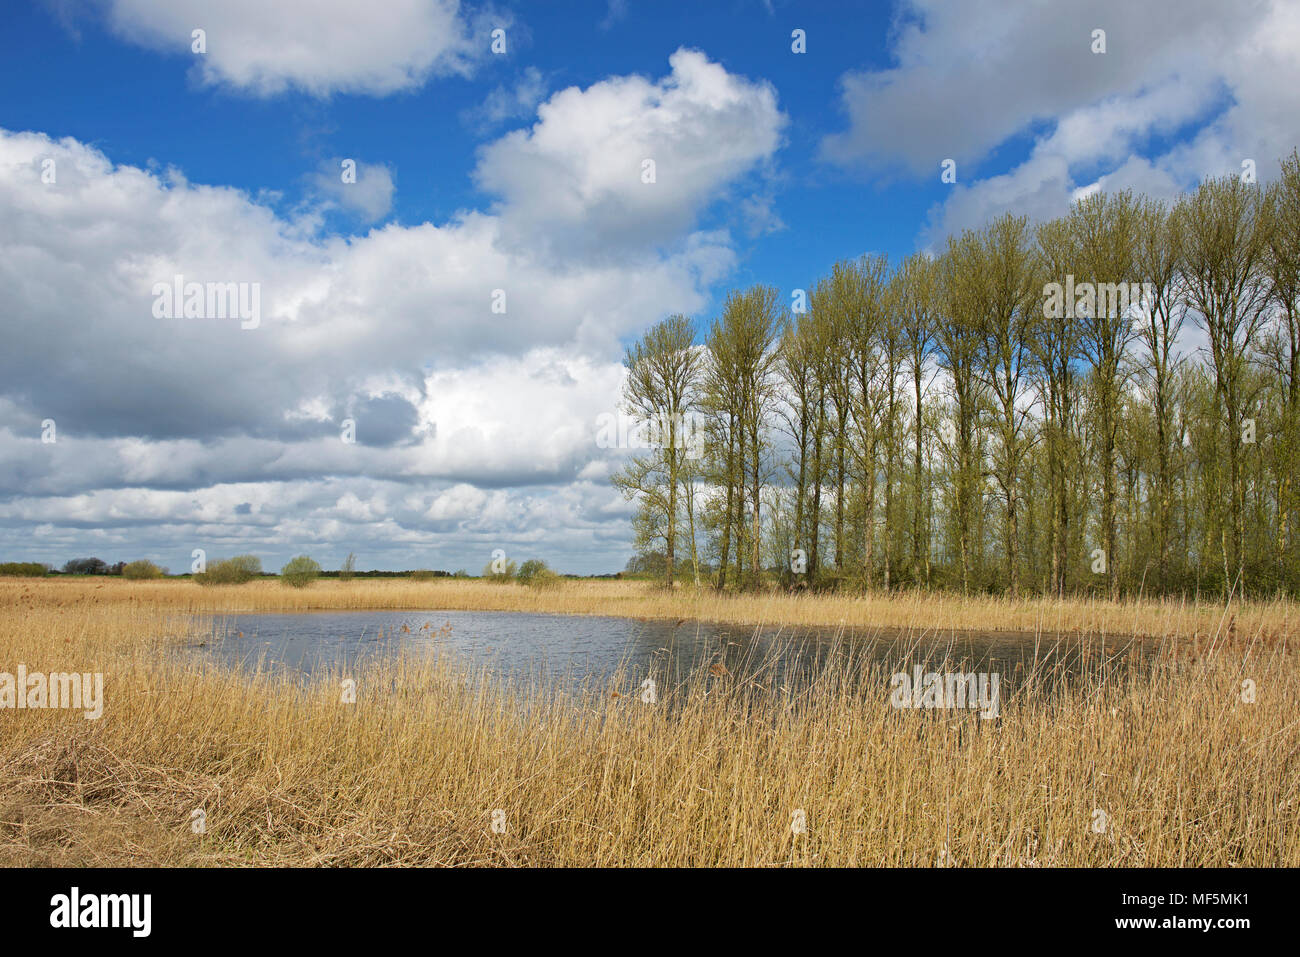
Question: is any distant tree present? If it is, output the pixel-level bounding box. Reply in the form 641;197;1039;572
623;552;667;576
194;554;262;586
339;552;357;581
482;558;518;582
62;557;108;575
517;559;560;589
0;562;47;577
280;555;322;588
122;559;165;580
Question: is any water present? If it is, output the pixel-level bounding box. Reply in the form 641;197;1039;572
185;609;1154;703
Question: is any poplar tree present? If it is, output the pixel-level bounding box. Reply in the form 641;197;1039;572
975;214;1038;597
1178;175;1272;592
612;314;701;587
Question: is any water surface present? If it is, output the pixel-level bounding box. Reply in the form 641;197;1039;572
188;608;1153;703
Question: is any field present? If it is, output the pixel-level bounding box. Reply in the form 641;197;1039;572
1;578;1297;866
9;575;1296;638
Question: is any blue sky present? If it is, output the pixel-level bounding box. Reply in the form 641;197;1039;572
1;0;1297;574
1;0;937;306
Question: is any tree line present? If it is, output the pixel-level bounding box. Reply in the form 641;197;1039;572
613;152;1300;599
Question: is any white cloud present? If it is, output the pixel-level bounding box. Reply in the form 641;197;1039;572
845;0;1300;247
104;0;484;97
0;128;724;445
822;0;1260;176
309;159;396;221
476;48;786;259
0;50;785;572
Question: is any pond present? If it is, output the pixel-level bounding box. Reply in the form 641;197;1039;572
187;609;1155;706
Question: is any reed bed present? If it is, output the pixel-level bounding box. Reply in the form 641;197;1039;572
4;577;1295;640
0;582;1296;866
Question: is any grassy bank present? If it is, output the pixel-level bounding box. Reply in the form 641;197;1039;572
4;577;1295;640
0;583;1296;865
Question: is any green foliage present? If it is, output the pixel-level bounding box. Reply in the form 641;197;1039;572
614;154;1300;598
339;552;357;581
622;553;667;577
280;555;322;588
194;554;263;586
481;558;518;582
612;314;705;588
122;559;165;580
62;557;108;575
0;562;47;577
516;559;560;589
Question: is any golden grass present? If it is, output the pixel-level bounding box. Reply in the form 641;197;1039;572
5;576;1296;639
0;581;1296;866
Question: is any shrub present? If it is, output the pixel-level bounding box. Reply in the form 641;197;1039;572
280;555;322;588
122;559;165;580
339;552;357;582
517;559;560;589
229;555;262;578
481;558;518;582
62;557;108;575
0;562;47;577
409;569;437;581
194;554;263;586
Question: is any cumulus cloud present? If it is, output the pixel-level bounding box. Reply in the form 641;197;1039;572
822;0;1300;247
0;130;725;444
0;49;785;572
0;473;627;575
822;0;1259;175
476;48;786;260
0;343;640;571
102;0;486;97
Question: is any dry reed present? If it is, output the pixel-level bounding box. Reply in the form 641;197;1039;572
0;581;1295;866
5;577;1293;639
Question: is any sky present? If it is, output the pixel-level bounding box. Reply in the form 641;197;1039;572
1;0;1298;575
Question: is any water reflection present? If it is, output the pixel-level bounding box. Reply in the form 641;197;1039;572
186;609;1156;705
